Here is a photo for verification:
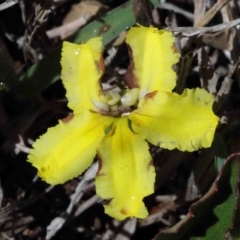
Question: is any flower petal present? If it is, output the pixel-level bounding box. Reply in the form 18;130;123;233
28;111;113;185
61;38;107;113
125;26;180;97
96;117;155;220
130;88;219;152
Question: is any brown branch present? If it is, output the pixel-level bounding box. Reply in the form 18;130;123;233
195;0;232;27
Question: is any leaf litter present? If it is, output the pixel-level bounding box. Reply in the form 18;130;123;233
0;0;240;239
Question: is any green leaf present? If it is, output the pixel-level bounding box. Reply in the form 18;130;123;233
193;147;216;194
227;156;240;239
192;134;228;195
213;133;228;172
154;153;240;240
190;160;238;239
229;192;240;239
15;0;160;99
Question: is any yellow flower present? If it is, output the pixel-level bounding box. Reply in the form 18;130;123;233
28;26;219;220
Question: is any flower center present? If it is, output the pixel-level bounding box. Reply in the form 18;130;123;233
96;88;140;117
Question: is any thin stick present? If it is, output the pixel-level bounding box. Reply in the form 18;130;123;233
0;0;18;12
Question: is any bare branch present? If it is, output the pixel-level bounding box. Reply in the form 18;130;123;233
0;0;18;11
159;3;194;22
168;18;240;37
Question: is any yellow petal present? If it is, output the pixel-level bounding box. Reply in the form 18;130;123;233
125;26;180;97
61;38;107;114
28;111;113;185
130;88;219;152
96;117;155;220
